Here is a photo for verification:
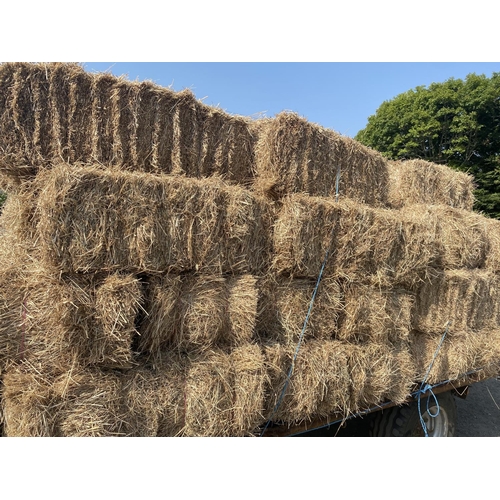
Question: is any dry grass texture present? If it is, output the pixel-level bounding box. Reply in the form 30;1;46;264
0;62;256;184
253;112;389;205
123;345;267;437
387;159;475;210
402;204;491;270
413;270;499;335
34;163;272;274
263;340;352;423
139;274;258;354
257;276;342;345
347;343;416;413
272;194;438;288
410;329;500;385
16;270;143;371
338;285;415;345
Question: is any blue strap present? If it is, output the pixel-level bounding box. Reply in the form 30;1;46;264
416;322;450;437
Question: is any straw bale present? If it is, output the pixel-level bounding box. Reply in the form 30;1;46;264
347;343;415;412
67;67;94;163
0;266;24;372
257;276;342;345
263;340;352;423
253;112;389;205
409;330;497;385
0;62;256;184
93;273;144;367
402;204;490;270
338;284;415;345
273;194;438;288
2;363;134;437
122;356;188;437
0;202;34;371
16;269;143;371
413;269;499;335
34;163;272;274
184;344;266;436
139;274;258;353
57;368;130;437
387;159;475;210
484;216;500;272
2;367;63;436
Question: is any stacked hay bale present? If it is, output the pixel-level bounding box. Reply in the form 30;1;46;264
0;62;499;436
0;62;272;436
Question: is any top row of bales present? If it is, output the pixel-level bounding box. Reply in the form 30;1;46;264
0;62;475;210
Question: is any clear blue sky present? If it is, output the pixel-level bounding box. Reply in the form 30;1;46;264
83;63;500;138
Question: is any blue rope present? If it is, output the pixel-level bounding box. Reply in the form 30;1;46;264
416;321;451;437
260;164;342;437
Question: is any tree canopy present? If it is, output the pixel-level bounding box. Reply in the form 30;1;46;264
355;73;500;218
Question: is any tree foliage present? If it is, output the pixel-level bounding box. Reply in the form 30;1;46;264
355;73;500;218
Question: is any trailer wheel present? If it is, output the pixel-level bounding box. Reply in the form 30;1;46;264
369;391;457;437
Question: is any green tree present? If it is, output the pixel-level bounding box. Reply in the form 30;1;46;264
355;73;500;218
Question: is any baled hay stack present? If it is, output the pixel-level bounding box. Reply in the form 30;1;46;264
413;269;499;335
0;62;256;184
19;270;143;370
253;112;389;206
93;273;144;367
273;194;438;288
347;343;416;413
409;329;500;386
57;368;129;437
256;276;342;345
484;216;500;272
387;159;475;210
2;366;64;436
0;267;24;371
34;163;272;274
0;231;23;371
183;344;266;436
338;284;415;345
402;204;491;270
0;200;35;371
139;274;258;354
263;340;352;424
122;355;188;437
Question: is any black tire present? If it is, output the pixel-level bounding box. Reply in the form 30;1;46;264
369;391;457;437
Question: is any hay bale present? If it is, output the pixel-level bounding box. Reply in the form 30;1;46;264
0;62;256;184
184;344;266;436
413;269;499;335
0;201;34;371
272;194;438;288
139;274;258;353
347;343;416;412
57;368;130;437
2;362;137;437
338;284;415;345
122;356;188;437
387;159;475;210
409;330;496;385
34;163;272;274
253;112;389;205
2;367;62;436
257;276;342;345
17;269;143;371
402;204;491;270
484;216;500;272
263;340;352;424
93;273;144;367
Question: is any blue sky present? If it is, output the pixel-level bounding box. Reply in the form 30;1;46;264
84;62;500;138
